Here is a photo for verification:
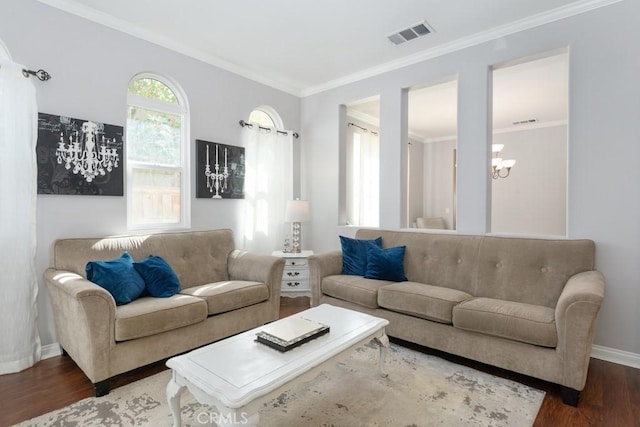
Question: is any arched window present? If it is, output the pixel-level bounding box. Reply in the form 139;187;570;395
126;74;190;229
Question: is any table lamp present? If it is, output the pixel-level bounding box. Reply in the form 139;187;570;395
285;199;310;253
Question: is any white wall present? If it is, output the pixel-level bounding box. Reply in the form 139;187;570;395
0;0;300;348
302;1;640;357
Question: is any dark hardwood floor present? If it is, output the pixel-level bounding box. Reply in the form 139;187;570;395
1;297;638;426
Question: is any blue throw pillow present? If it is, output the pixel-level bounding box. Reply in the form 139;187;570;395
364;242;408;282
133;255;181;298
85;252;146;305
340;235;383;276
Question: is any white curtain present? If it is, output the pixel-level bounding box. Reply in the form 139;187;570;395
241;124;293;254
347;129;379;226
0;59;41;374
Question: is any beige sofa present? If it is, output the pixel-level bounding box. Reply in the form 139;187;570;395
309;229;605;406
44;229;284;396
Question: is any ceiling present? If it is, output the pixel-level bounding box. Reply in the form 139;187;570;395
37;0;613;97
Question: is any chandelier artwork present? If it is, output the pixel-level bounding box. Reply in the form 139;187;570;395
491;144;516;179
56;120;120;183
196;139;245;199
204;143;229;198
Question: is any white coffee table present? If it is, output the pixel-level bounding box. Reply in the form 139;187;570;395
166;304;389;426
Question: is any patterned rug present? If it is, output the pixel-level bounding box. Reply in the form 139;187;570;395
15;343;544;426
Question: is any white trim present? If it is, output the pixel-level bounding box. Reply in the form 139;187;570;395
35;0;300;96
591;344;640;369
41;343;62;359
126;72;191;231
36;0;622;97
300;0;623;97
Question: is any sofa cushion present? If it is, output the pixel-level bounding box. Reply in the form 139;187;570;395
179;281;269;315
340;235;382;276
364;243;407;282
133;255;181;298
452;297;557;347
115;294;207;341
378;282;472;324
85;252;145;306
321;275;393;308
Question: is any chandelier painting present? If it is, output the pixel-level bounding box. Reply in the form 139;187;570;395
37;113;124;196
196;139;245;199
56;120;120;183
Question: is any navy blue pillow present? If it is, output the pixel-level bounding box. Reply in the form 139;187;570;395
85;252;146;305
340;235;383;276
133;255;181;298
364;242;408;282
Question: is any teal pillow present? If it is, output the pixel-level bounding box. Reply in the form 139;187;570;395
85;252;145;305
133;255;181;298
364;243;408;282
340;235;383;276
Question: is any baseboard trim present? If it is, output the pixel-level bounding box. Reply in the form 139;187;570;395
40;341;640;370
41;343;62;360
591;345;640;369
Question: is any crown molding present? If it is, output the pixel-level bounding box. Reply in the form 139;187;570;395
300;0;624;97
37;0;622;98
35;0;302;96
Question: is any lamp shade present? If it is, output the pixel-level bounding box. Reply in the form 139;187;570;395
285;200;311;222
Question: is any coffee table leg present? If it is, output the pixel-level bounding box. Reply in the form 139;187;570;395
374;332;390;377
166;377;185;427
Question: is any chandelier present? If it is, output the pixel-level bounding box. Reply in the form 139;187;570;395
204;143;229;198
491;144;516;179
56;121;120;183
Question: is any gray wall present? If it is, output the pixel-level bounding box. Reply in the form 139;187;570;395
491;125;567;235
301;1;640;357
0;0;300;348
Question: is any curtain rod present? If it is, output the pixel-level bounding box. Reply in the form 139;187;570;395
22;68;51;81
348;122;378;136
239;119;299;139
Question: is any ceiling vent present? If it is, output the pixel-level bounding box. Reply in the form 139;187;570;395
387;21;434;46
387;21;433;46
512;118;538;125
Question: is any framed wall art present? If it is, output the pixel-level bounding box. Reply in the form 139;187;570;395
37;113;124;196
196;139;245;199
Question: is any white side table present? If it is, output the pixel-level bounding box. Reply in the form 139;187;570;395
271;250;313;297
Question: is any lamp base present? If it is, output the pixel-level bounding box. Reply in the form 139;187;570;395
291;221;301;253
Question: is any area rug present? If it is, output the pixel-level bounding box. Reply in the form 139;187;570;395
15;343;544;427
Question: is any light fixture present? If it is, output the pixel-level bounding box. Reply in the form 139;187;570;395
56;121;120;183
285;199;310;253
491;144;516;179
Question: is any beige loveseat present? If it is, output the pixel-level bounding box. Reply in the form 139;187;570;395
44;229;284;396
309;229;605;406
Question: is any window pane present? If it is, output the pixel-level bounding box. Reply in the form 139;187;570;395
127;106;181;165
128;78;178;104
248;110;275;127
130;168;181;225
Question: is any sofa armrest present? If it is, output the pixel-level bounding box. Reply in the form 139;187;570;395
228;250;285;320
43;268;116;383
308;250;343;307
555;270;605;390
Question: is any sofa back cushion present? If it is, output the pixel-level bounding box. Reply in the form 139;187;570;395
53;229;235;289
355;229;595;308
355;229;482;296
474;236;594;307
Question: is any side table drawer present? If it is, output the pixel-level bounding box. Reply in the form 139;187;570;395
281;279;310;291
285;258;308;268
283;269;309;280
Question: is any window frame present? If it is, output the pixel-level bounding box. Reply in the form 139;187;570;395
126;72;190;231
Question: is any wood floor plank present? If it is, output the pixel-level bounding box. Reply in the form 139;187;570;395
1;296;638;427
